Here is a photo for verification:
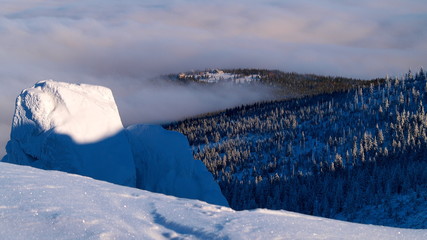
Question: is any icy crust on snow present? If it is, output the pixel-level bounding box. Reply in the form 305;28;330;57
126;124;228;206
0;162;426;240
2;80;226;206
4;80;136;186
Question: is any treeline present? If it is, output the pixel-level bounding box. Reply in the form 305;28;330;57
225;68;384;96
167;69;383;98
165;68;427;228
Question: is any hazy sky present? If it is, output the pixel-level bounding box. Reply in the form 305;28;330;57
0;0;426;157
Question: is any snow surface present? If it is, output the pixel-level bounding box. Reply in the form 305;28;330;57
2;80;226;206
198;73;260;84
0;162;425;240
182;70;261;84
336;188;427;229
126;124;228;206
3;80;136;187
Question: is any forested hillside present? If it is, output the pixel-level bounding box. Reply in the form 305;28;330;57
168;69;382;99
165;69;427;228
230;68;381;96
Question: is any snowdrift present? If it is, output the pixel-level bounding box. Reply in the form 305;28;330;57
3;80;136;187
0;162;425;240
127;124;228;206
2;80;227;206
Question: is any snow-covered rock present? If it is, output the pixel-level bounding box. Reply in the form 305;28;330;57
126;124;228;206
2;80;227;206
3;80;136;187
0;162;425;240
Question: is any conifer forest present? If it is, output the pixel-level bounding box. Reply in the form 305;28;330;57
166;69;427;228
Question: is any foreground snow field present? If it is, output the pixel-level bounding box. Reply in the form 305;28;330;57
0;162;425;240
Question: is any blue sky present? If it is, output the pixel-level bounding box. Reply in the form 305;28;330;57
0;0;426;156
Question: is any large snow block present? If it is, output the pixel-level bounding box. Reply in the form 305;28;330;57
2;80;228;206
126;124;229;206
3;80;136;187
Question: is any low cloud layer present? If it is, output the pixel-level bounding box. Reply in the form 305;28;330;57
0;0;426;156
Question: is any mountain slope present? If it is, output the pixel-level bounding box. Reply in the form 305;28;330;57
166;69;427;227
169;68;382;98
0;162;425;240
